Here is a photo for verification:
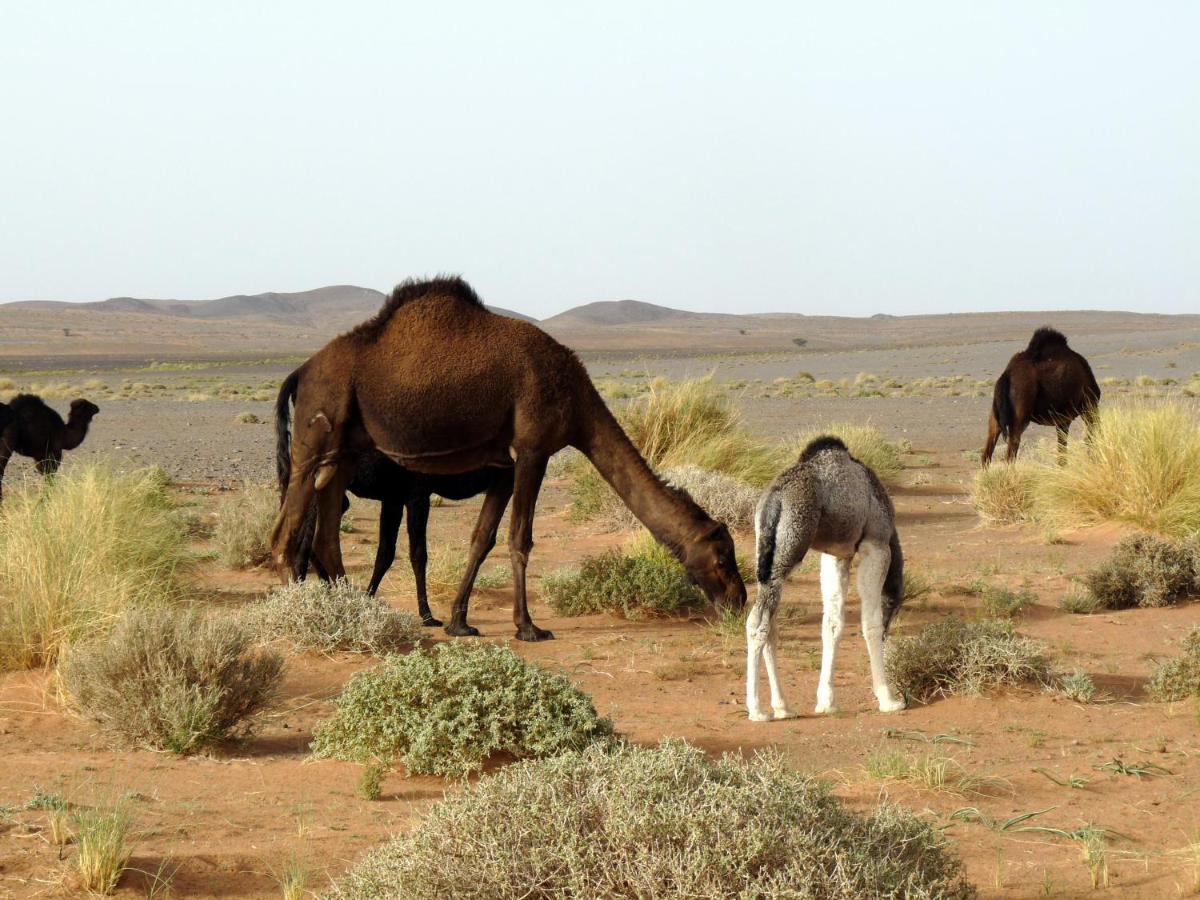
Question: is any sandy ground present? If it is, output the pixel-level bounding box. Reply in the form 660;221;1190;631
1;339;1199;897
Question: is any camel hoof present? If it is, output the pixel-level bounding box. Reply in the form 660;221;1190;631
773;708;797;720
444;622;480;638
515;625;554;642
813;703;837;715
421;616;443;628
748;708;771;722
878;697;906;713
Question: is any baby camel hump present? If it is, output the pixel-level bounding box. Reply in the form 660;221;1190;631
746;436;905;722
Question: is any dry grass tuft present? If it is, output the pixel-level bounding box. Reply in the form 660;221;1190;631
0;464;189;670
247;578;422;653
61;606;283;754
213;484;278;569
73;801;134;894
329;740;974;899
972;459;1040;523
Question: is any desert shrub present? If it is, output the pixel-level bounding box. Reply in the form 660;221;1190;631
247;579;422;653
791;422;903;485
542;532;703;618
0;464;189;670
1082;533;1197;610
1038;402;1200;537
972;459;1039;523
1146;626;1200;702
61;606;283;754
311;642;613;777
886;619;1053;702
971;582;1035;618
213;484;277;568
605;464;758;531
329;740;974;900
234;411;261;424
1058;668;1097;702
1059;586;1105;615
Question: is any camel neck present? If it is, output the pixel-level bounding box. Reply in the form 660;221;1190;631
62;416;91;451
575;390;705;552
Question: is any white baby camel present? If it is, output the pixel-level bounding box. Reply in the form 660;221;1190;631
746;436;906;720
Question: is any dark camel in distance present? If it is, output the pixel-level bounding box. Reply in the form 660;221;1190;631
981;328;1100;467
270;276;746;641
0;395;100;500
276;376;500;626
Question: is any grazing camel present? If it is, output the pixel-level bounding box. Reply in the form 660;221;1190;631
982;327;1100;466
270;276;746;641
746;436;905;721
276;377;500;625
0;395;100;500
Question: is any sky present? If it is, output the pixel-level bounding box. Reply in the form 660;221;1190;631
1;2;1196;319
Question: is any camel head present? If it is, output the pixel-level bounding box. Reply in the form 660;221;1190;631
69;398;100;423
683;521;746;612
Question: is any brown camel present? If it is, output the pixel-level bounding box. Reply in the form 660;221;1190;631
0;395;100;499
981;328;1100;467
277;371;500;625
270;276;746;641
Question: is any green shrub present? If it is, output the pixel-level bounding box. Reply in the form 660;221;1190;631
0;464;190;670
329;740;975;900
1146;627;1200;702
61;606;283;754
886;619;1053;702
791;422;902;485
311;642;614;777
1083;533;1197;610
541;533;703;618
247;579;422;653
971;582;1035;618
1058;669;1097;702
213;484;277;569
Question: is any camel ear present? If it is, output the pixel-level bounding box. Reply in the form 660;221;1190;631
314;464;337;491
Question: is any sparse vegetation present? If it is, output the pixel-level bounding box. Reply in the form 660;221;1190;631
0;464;190;670
970;581;1035;618
542;532;704;618
234;410;261;424
329;740;974;899
1146;626;1200;702
1057;669;1097;702
1082;533;1197;610
792;422;902;485
972;459;1039;523
886;619;1053;702
311;641;614;777
61;606;283;754
213;483;278;568
73;801;134;894
247;579;422;654
865;750;1009;796
1059;586;1104;615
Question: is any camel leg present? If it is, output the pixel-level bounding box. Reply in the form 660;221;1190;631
509;453;553;642
858;539;905;713
762;600;794;719
1003;421;1027;463
445;471;514;637
745;578;784;721
406;496;442;627
366;497;402;595
310;472;352;583
981;414;1001;468
35;449;62;478
814;553;850;714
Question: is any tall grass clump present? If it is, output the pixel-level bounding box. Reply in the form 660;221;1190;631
329;740;975;900
791;423;903;485
213;484;278;568
1082;533;1198;610
247;579;422;653
886;619;1053;702
541;532;703;618
621;377;787;485
73;802;134;894
61;606;283;754
1038;402;1200;537
0;464;189;670
311;642;614;777
972;458;1040;524
1146;626;1200;702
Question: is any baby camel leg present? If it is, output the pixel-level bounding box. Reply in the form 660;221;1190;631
815;554;850;714
858;539;905;713
745;578;794;721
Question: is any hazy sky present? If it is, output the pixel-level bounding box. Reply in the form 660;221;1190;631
2;2;1196;318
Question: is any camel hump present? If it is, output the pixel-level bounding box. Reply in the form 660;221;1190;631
348;275;486;343
1026;327;1069;361
798;435;848;462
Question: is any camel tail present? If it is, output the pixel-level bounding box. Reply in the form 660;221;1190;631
882;529;905;636
992;370;1015;438
275;369;300;499
755;489;783;584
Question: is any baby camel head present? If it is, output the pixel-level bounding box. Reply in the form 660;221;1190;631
69;398;100;422
682;521;746;613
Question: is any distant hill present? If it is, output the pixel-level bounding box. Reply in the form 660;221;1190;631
542;299;698;328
